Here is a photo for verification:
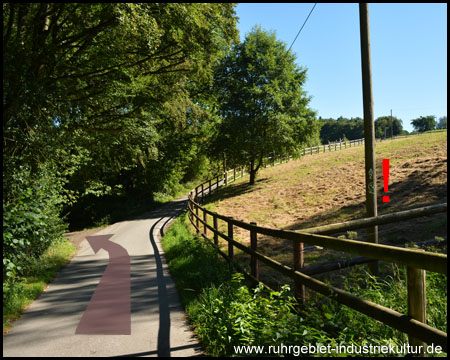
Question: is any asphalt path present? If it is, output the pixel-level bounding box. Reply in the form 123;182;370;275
3;196;203;357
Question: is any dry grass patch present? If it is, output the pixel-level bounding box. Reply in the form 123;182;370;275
201;131;447;290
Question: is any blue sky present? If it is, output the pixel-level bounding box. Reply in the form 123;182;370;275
234;3;447;133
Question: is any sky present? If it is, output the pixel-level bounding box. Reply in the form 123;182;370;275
234;3;447;133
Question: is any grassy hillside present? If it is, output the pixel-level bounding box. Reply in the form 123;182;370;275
201;131;447;289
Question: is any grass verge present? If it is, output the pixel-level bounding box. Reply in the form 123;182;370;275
162;213;447;357
3;238;76;334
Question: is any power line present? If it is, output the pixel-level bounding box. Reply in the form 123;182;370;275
287;3;317;53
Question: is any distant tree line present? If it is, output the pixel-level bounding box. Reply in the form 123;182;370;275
318;115;405;143
319;114;447;143
411;115;447;133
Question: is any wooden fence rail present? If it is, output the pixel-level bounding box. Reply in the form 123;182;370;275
187;171;447;349
187;131;447;350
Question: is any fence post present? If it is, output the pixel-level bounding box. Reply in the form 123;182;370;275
335;142;337;151
201;183;204;203
293;240;305;304
203;210;208;237
195;204;200;235
250;222;258;281
233;168;236;181
213;214;218;246
224;171;227;186
227;218;234;260
209;179;212;196
188;196;191;221
407;263;427;355
310;147;313;155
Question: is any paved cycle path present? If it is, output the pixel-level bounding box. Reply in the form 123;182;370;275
3;197;202;357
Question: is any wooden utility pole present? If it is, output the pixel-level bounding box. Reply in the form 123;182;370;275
359;3;378;274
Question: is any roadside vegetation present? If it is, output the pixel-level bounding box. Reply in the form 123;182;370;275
163;131;446;356
162;214;447;357
3;238;76;334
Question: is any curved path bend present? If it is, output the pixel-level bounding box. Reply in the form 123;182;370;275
3;196;202;357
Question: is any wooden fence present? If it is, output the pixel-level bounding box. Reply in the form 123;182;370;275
187;172;447;350
303;138;365;156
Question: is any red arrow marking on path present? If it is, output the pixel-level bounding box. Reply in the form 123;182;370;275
75;234;131;335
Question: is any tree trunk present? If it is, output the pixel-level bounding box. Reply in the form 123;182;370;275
249;159;256;185
249;169;256;185
249;154;263;185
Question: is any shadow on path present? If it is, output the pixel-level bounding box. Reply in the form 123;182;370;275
145;197;198;357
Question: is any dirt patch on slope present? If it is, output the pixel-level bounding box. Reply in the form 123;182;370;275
208;134;447;275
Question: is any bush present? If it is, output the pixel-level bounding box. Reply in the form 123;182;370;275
3;164;68;281
188;274;331;356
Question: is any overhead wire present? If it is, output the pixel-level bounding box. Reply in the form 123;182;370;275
287;3;317;53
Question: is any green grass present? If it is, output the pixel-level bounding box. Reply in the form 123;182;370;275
3;238;76;334
162;214;447;357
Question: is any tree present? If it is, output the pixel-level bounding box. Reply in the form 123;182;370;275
374;116;403;138
411;116;436;133
319;117;364;143
3;3;239;275
437;116;447;129
3;3;238;191
212;26;319;185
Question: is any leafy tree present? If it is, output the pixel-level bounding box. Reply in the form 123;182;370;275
212;26;319;185
3;3;239;274
3;3;238;193
374;116;403;138
411;115;436;133
319;117;364;143
437;116;447;129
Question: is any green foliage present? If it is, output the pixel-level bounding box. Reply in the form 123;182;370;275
3;238;76;333
374;116;404;139
319;116;364;143
163;215;447;357
319;115;404;143
3;164;68;281
162;215;331;356
211;26;319;185
3;2;240;235
437;116;447;129
411;115;437;132
190;277;334;356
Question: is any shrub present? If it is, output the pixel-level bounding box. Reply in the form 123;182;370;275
3;164;68;281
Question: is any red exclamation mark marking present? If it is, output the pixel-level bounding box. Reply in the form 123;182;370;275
383;159;390;202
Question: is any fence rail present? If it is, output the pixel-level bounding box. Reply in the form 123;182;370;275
302;138;365;156
187;167;447;349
